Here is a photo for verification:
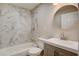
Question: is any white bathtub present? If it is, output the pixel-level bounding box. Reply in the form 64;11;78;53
0;42;37;56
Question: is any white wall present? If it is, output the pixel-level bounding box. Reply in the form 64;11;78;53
0;4;32;48
0;3;78;49
32;4;54;39
53;4;79;41
32;3;79;46
31;4;55;48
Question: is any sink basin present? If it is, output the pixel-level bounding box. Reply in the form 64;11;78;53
48;38;78;48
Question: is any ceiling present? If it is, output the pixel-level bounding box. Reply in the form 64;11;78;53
11;3;39;10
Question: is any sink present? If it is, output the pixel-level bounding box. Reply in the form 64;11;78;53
49;38;78;48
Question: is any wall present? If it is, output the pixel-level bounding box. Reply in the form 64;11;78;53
0;4;32;48
31;4;55;48
53;4;79;41
31;3;78;49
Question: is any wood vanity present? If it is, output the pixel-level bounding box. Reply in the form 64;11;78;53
44;43;77;56
39;38;78;56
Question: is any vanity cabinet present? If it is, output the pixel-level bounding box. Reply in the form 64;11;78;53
44;43;78;56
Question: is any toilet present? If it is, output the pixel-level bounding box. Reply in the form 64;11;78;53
28;47;42;56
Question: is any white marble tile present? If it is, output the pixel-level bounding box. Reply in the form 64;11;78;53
0;4;32;48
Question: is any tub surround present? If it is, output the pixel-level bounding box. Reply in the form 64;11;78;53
0;4;32;48
39;38;78;54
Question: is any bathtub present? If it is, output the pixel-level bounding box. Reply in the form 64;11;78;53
0;42;38;56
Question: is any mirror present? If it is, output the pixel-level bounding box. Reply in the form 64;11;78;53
53;5;78;30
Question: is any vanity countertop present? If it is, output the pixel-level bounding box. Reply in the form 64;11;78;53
39;38;78;54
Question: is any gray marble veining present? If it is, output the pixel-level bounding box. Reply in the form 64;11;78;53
0;4;32;48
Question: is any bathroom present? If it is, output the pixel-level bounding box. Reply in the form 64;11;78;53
0;3;78;56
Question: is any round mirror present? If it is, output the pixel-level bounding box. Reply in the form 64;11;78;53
53;5;78;30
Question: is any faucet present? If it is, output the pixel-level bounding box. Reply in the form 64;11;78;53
60;32;66;40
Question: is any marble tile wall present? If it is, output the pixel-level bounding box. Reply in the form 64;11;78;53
31;4;54;49
31;3;78;49
0;3;78;49
0;4;32;48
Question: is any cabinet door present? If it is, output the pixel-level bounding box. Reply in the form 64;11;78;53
44;43;77;56
44;44;54;56
55;47;77;56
